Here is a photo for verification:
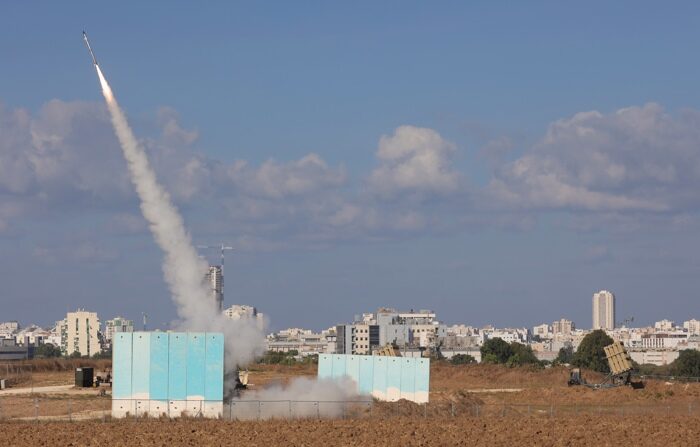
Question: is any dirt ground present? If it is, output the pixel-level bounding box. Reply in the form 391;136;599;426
428;363;700;406
2;416;700;447
2;361;700;445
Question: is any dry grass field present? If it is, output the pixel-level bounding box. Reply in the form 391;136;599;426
2;360;699;445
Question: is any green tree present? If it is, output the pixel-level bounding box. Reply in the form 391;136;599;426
68;350;83;359
33;343;62;358
572;330;614;373
450;354;476;365
670;350;700;377
507;342;541;367
92;349;112;360
555;345;574;365
480;338;513;364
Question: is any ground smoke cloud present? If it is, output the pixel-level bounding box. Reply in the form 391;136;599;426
234;377;369;419
94;65;264;369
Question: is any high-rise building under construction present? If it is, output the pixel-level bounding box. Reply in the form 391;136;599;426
205;265;224;311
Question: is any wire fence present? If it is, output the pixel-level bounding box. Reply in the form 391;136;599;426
0;397;698;422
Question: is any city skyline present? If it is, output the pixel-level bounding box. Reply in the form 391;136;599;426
2;3;700;330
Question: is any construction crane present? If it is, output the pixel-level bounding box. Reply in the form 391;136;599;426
197;244;234;275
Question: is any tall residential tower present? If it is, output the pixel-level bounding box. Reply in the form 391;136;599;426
592;290;615;330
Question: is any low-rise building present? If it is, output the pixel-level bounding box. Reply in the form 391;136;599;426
104;317;134;348
654;319;675;331
683;319;700;336
532;324;551;339
552;318;575;335
15;325;50;346
224;304;265;329
0;321;20;339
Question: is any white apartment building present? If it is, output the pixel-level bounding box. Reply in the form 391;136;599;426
224;304;265;329
15;325;50;346
532;324;551;338
683;319;700;335
629;332;689;349
58;310;102;357
0;321;19;338
104;317;134;344
552;318;575;335
487;328;528;344
592;290;615;330
654;319;675;331
629;350;680;366
266;327;336;356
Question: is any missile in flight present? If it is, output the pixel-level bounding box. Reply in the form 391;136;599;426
82;31;98;66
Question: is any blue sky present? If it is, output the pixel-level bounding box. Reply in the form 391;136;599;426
1;2;699;331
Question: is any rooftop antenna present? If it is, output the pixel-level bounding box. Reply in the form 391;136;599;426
142;312;147;331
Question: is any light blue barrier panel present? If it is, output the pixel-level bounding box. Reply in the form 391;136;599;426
414;358;430;403
186;333;206;400
358;356;374;395
112;333;132;399
346;355;360;392
316;354;430;403
317;354;333;379
132;332;151;399
204;333;224;401
386;357;402;401
371;356;388;400
399;358;416;401
149;333;169;401
113;331;224;418
168;333;187;400
331;354;347;380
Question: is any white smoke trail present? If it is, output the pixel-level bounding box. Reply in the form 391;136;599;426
94;65;362;410
95;65;264;369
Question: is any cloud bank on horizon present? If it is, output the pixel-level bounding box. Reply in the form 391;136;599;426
0;100;696;243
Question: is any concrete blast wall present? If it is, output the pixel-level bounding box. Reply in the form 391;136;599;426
112;332;224;418
318;354;429;403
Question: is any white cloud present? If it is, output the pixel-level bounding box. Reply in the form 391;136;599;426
489;103;700;212
226;153;346;199
369;125;459;196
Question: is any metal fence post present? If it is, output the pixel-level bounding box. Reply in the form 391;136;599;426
229;401;233;421
34;397;38;423
68;399;72;422
257;401;261;421
288;400;292;420
527;404;531;416
424;403;427;418
316;401;320;419
689;403;693;416
451;402;455;418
